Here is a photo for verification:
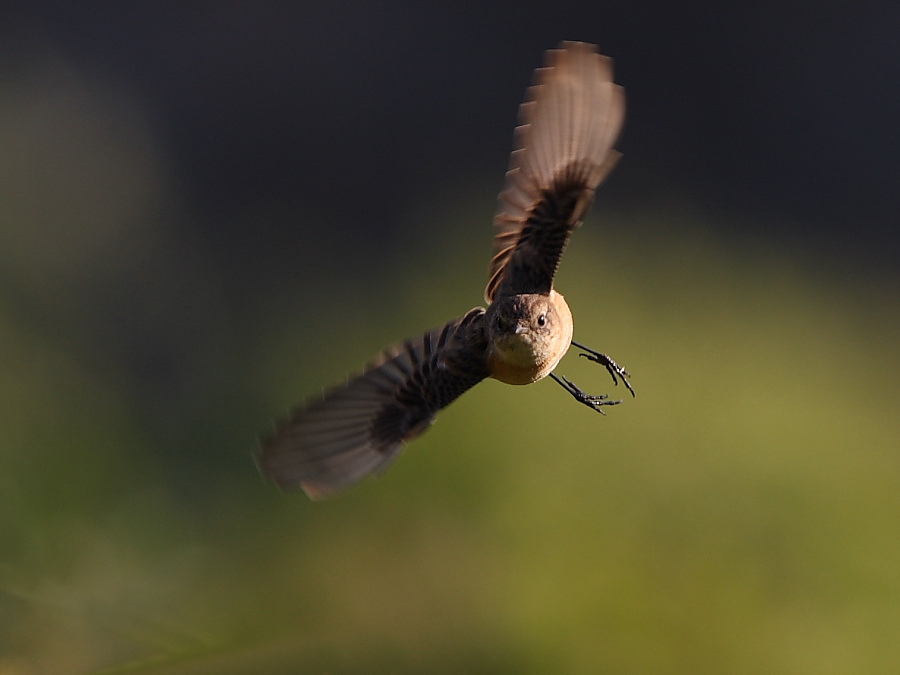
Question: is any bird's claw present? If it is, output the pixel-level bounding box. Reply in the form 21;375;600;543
573;342;635;398
555;374;623;415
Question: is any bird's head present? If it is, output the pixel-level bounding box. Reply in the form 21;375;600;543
487;292;573;373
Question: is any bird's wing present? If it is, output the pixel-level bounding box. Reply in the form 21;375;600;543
258;308;488;499
486;41;625;302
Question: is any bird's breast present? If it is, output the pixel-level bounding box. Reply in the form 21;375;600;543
487;331;571;385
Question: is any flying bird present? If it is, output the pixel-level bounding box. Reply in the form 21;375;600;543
258;41;633;499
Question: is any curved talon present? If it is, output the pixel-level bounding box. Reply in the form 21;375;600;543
573;343;636;398
562;376;607;401
555;374;622;414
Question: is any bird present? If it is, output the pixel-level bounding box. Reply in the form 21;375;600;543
258;41;633;499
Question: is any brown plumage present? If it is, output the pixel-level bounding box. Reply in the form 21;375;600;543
258;41;631;499
261;309;488;498
486;40;624;301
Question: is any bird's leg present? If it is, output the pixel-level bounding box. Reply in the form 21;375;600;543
549;372;621;415
571;340;635;398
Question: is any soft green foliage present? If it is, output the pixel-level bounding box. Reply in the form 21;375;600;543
2;202;899;674
2;51;899;675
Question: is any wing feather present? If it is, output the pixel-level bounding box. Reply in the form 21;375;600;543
257;308;489;499
486;41;625;302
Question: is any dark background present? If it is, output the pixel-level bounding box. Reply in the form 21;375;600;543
7;1;899;272
2;3;899;672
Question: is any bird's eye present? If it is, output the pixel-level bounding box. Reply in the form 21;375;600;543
537;313;547;327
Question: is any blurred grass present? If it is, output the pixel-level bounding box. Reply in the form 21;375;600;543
3;201;900;674
2;52;900;675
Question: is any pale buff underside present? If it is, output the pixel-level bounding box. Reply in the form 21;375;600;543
487;290;574;385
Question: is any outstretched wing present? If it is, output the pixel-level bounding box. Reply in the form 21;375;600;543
258;308;488;499
486;41;625;302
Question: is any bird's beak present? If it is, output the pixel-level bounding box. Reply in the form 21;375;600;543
514;322;529;335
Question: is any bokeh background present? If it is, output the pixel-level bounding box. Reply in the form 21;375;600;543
2;2;899;673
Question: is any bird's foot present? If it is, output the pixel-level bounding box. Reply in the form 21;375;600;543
571;340;635;397
549;373;623;415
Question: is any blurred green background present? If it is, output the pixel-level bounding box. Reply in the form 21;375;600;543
2;3;900;674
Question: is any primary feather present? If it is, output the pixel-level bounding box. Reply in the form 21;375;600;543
486;41;625;302
258;308;488;499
